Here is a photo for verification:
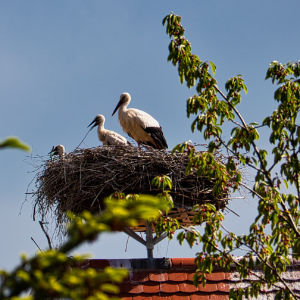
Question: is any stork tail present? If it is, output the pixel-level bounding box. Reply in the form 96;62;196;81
144;127;168;149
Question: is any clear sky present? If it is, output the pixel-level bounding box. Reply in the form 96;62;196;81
1;1;299;270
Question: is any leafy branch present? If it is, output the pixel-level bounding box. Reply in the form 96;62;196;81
0;194;170;299
163;13;299;299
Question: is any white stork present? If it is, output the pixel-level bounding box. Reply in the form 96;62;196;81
49;144;66;158
88;114;129;146
112;92;168;149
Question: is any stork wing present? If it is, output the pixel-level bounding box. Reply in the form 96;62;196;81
106;131;128;146
128;108;160;128
144;126;168;149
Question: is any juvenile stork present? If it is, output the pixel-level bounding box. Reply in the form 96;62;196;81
88;114;129;146
112;92;168;149
49;144;66;158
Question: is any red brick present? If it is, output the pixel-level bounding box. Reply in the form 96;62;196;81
170;294;190;300
181;258;196;267
178;282;198;293
143;282;160;293
206;272;226;282
168;272;188;282
171;258;195;269
133;296;153;300
217;283;230;292
149;272;168;282
160;283;180;293
198;283;218;292
171;258;184;267
120;297;132;300
130;271;149;282
191;295;210;300
128;284;144;294
188;272;226;283
187;272;197;282
152;295;171;300
210;294;229;300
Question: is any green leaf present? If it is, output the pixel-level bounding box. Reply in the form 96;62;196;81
208;141;216;153
100;283;119;294
242;83;248;94
283;179;289;189
0;136;31;152
209;61;216;75
177;231;185;245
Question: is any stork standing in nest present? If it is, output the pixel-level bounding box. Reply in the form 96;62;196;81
88;114;129;146
112;92;168;149
49;144;66;158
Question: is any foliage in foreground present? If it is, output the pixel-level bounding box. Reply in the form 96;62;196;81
0;194;170;300
162;13;299;299
0;137;31;152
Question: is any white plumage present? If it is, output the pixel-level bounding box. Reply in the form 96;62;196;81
50;144;66;158
112;92;168;149
88;114;129;146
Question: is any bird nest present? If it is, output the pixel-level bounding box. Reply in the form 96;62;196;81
33;146;230;232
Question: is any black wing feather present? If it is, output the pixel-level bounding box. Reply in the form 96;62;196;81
144;127;168;149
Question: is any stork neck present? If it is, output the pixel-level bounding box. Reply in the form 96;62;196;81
97;123;105;133
120;102;128;113
118;103;128;121
97;125;106;142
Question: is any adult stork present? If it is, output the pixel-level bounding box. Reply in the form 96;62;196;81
49;144;66;158
88;114;129;146
112;92;168;149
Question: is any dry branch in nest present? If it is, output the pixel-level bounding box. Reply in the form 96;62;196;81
33;146;230;232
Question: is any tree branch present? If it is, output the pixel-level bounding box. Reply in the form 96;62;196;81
215;85;300;238
221;225;298;299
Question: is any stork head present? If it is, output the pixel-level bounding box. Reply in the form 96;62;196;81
112;92;131;116
88;114;105;129
50;144;65;157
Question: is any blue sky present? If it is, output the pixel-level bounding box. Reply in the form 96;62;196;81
0;1;299;270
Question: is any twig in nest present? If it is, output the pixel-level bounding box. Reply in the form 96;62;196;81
31;237;42;251
39;221;53;249
74;128;93;151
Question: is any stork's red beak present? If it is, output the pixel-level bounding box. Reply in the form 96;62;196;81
112;100;122;116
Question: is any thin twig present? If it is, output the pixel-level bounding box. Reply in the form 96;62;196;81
225;207;240;217
39;221;53;250
31;237;42;252
74;128;93;151
125;236;130;252
239;182;264;200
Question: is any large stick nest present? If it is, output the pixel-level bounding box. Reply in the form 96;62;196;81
33;146;230;231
